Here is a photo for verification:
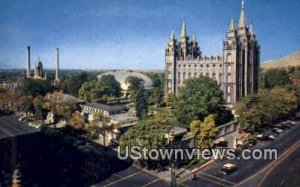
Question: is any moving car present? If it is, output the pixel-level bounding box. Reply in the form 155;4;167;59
220;163;237;175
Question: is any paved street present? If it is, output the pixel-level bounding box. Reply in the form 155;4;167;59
258;143;300;187
181;121;300;187
94;166;170;187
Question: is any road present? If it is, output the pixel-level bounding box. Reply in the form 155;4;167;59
258;143;300;187
94;165;170;187
181;120;300;187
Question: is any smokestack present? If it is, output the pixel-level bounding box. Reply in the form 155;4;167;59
55;48;59;81
26;46;31;78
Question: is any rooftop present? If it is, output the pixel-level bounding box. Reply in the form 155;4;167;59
0;115;40;139
83;102;122;112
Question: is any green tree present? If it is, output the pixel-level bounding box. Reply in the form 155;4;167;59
190;115;219;149
135;86;148;118
237;87;299;133
19;97;34;117
33;96;44;121
173;76;233;126
119;113;171;168
57;101;78;121
125;76;143;98
264;69;291;89
17;79;52;97
99;75;121;97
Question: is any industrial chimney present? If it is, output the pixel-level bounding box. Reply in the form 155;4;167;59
55;48;59;82
26;46;31;78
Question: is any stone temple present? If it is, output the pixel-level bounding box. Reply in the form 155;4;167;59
164;0;260;105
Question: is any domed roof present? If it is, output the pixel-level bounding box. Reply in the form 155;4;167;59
97;70;153;90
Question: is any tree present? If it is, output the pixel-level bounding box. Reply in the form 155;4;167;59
57;101;78;121
99;75;121;97
135;86;148;118
79;75;121;102
125;76;143;98
190;115;219;149
119;113;171;168
58;72;94;97
87;112;113;147
236;87;299;133
19;97;34;117
17;79;52;97
264;69;291;89
33;96;44;121
69;111;85;129
173;76;233;126
78;80;100;102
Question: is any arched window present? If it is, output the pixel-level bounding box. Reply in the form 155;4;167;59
212;73;216;80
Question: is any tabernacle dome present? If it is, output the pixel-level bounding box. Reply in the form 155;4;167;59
97;70;153;91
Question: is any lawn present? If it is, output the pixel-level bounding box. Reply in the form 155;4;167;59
149;105;183;127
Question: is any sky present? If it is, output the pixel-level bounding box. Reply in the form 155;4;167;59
0;0;299;70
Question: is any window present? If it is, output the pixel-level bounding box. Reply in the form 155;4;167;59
228;74;231;82
227;95;231;103
194;73;197;77
212;73;216;80
227;86;231;94
228;65;232;73
188;73;191;78
219;73;223;82
227;53;232;62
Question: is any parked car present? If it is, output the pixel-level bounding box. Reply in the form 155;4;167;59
220;163;237;175
268;133;279;140
18;116;26;121
273;128;284;133
247;138;257;147
256;134;269;141
286;120;296;126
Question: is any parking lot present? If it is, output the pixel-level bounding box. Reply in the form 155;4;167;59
94;166;169;187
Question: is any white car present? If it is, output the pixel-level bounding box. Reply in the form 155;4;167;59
287;120;296;125
18;116;26;121
273;128;284;133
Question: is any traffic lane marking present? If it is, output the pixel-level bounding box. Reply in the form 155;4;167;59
199;172;237;186
106;170;159;187
104;171;143;186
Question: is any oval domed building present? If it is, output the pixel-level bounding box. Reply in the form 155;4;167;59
97;70;153;91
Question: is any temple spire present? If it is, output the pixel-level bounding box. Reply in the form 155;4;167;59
181;20;187;38
229;16;235;31
239;0;246;28
192;32;197;43
170;29;175;40
249;20;254;36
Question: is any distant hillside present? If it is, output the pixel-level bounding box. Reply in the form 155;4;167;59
261;51;300;70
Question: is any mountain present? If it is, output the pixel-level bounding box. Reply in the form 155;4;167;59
261;51;300;70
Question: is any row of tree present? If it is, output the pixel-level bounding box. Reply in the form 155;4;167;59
236;86;299;133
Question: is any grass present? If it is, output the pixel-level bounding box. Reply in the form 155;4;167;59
149;105;183;126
